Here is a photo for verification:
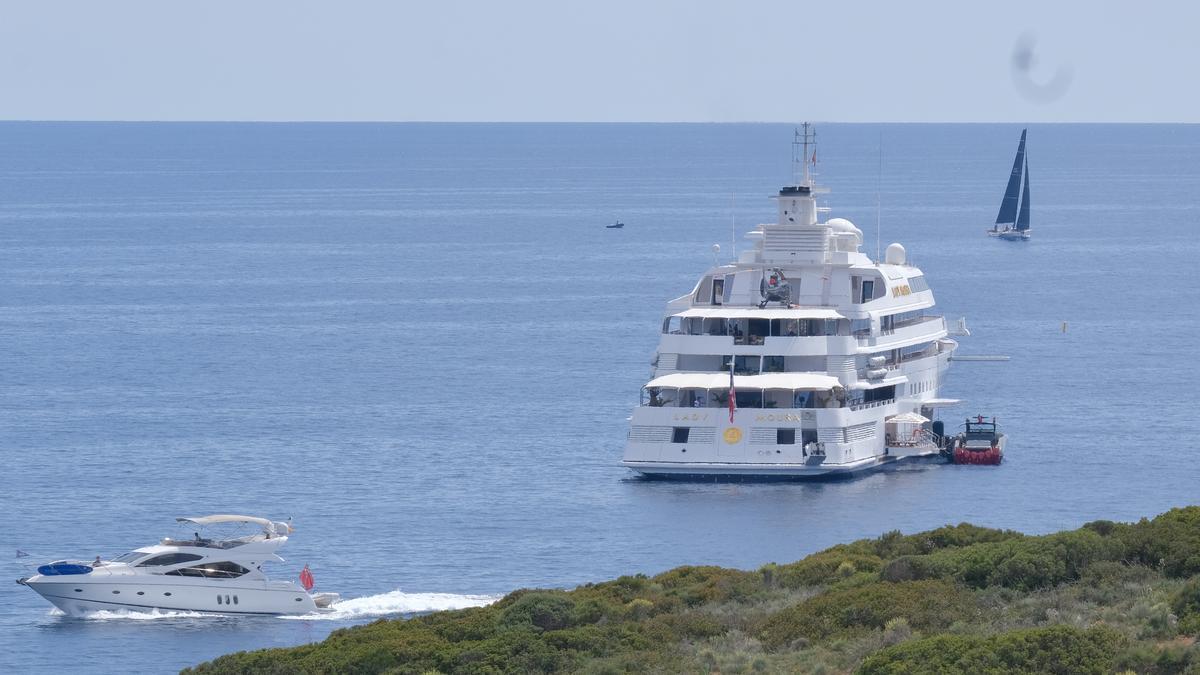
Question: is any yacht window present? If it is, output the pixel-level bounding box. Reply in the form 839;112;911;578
711;277;725;305
707;390;728;408
762;355;785;373
662;316;683;334
863;385;896;404
684;317;704;335
702;317;727;336
138;553;204;567
722;275;734;303
908;275;929;293
734;355;759;375
749;319;769;342
112;551;147;564
694;276;713;304
735;390;763;408
671;427;690;444
777;429;796;445
771;319;799;337
166;561;250;579
763;389;791;409
680;388;707;408
860;279;875;303
793;391;813;408
643;387;678;407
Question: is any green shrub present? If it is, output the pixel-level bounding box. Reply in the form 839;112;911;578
858;625;1127;675
758;580;975;647
1116;507;1200;577
1114;641;1200;675
498;591;576;632
774;550;885;589
651;565;760;606
1172;577;1200;635
881;528;1125;590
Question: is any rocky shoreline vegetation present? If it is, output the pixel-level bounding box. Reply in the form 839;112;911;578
186;507;1200;674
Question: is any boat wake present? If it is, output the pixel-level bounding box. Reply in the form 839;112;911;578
281;589;501;621
49;607;209;621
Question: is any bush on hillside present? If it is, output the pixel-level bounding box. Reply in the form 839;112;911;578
858;625;1127;675
757;579;975;647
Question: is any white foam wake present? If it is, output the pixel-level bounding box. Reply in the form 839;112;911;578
281;589;500;621
50;607;209;621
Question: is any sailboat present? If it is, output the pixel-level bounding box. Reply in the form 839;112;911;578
988;129;1031;240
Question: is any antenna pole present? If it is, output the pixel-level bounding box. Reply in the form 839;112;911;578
801;122;812;186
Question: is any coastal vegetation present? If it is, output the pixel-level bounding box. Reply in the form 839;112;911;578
186;507;1200;674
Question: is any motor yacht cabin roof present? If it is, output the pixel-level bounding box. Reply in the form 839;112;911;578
645;372;842;391
672;307;844;320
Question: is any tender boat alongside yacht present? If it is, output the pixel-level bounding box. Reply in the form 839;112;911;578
621;124;968;479
17;515;338;616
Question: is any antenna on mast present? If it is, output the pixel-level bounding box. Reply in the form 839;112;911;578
790;122;816;187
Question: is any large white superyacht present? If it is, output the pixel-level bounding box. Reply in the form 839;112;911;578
621;125;960;479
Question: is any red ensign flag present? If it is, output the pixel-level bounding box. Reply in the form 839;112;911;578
300;564;314;591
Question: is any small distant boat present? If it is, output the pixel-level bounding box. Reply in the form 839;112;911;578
988;129;1031;240
606;221;625;229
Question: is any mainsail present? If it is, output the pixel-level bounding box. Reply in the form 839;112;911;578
1015;153;1030;232
995;129;1027;227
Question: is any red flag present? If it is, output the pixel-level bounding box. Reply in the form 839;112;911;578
300;564;314;591
728;365;736;423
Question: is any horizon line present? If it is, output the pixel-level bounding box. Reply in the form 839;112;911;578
0;119;1195;125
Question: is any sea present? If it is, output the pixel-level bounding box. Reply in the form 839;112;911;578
1;122;1198;673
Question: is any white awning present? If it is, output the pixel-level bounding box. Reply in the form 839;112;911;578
672;307;844;320
645;373;842;390
887;412;930;424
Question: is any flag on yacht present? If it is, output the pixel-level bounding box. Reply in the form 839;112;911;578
300;564;314;591
728;366;736;423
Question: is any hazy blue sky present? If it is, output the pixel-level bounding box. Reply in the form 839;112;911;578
0;1;1194;122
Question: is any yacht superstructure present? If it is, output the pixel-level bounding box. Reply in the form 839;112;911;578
621;125;959;478
17;515;338;616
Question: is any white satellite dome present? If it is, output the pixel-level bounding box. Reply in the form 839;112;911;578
885;242;907;265
826;217;863;241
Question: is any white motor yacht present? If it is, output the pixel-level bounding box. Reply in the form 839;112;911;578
17;515;338;616
621;124;966;479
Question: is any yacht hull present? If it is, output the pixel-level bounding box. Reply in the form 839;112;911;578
20;575;322;616
997;230;1030;240
622;450;941;480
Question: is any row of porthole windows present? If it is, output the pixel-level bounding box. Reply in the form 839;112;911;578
217;594;239;605
74;589;173;597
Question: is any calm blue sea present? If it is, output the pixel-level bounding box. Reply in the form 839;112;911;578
2;122;1199;673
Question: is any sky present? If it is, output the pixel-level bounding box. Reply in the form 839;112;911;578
0;0;1195;123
